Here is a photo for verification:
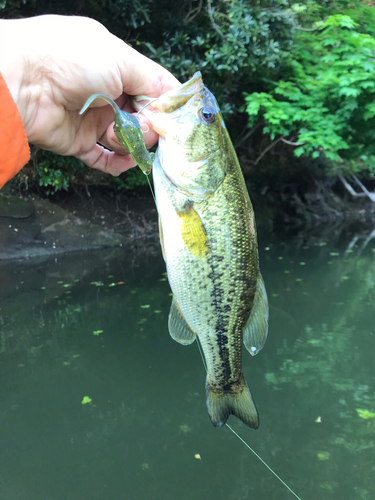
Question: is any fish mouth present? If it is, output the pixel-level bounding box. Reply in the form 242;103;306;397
133;72;204;138
134;71;203;113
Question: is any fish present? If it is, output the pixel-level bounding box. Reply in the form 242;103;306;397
79;94;154;175
133;72;269;429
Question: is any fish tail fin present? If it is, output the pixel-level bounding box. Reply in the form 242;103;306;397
205;374;259;429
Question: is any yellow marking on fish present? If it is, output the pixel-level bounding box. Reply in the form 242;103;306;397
177;205;210;258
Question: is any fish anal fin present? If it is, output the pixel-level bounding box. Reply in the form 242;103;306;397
243;274;269;356
168;298;196;345
206;374;259;429
176;204;210;259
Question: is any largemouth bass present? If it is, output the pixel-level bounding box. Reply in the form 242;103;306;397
134;72;269;429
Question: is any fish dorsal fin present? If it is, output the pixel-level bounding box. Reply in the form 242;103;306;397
158;217;166;261
176;203;210;259
168;297;196;345
243;274;269;356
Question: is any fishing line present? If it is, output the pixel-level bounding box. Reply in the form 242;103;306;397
135;97;160;116
225;424;302;500
139;92;301;499
197;336;207;371
196;339;302;500
146;174;157;207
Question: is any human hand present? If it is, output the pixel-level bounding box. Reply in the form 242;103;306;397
0;15;179;175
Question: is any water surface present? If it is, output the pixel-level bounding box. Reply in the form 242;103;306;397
1;233;374;500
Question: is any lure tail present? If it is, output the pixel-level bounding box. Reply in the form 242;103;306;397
206;373;259;429
79;93;120;115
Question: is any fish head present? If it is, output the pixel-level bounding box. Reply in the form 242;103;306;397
133;72;227;198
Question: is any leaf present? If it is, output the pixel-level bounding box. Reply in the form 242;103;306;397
93;330;103;336
81;396;92;405
338;87;360;98
294;147;305;157
357;408;375;420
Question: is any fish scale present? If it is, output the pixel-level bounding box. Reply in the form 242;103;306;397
195;160;258;388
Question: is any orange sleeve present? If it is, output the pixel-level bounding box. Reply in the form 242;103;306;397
0;72;30;189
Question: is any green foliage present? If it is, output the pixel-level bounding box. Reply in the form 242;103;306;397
0;0;152;35
114;168;149;191
35;150;148;194
244;13;375;169
142;0;295;118
357;409;375;420
4;0;375;190
203;0;294;73
37;152;85;194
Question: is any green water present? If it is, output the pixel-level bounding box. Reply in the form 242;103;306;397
0;233;374;500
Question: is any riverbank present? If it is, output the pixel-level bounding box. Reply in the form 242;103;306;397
1;178;375;261
0;190;139;261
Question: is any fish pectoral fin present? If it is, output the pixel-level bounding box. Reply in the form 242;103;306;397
168;298;196;345
243;274;269;356
176;203;210;259
158;217;166;261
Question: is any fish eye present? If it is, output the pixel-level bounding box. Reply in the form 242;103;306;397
200;107;215;124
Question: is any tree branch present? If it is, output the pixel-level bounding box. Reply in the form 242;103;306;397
280;137;305;147
339;175;366;197
352;174;375;202
184;0;204;23
253;136;282;165
207;0;226;41
234;121;263;149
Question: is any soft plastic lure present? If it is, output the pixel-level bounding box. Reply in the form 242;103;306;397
79;94;154;175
